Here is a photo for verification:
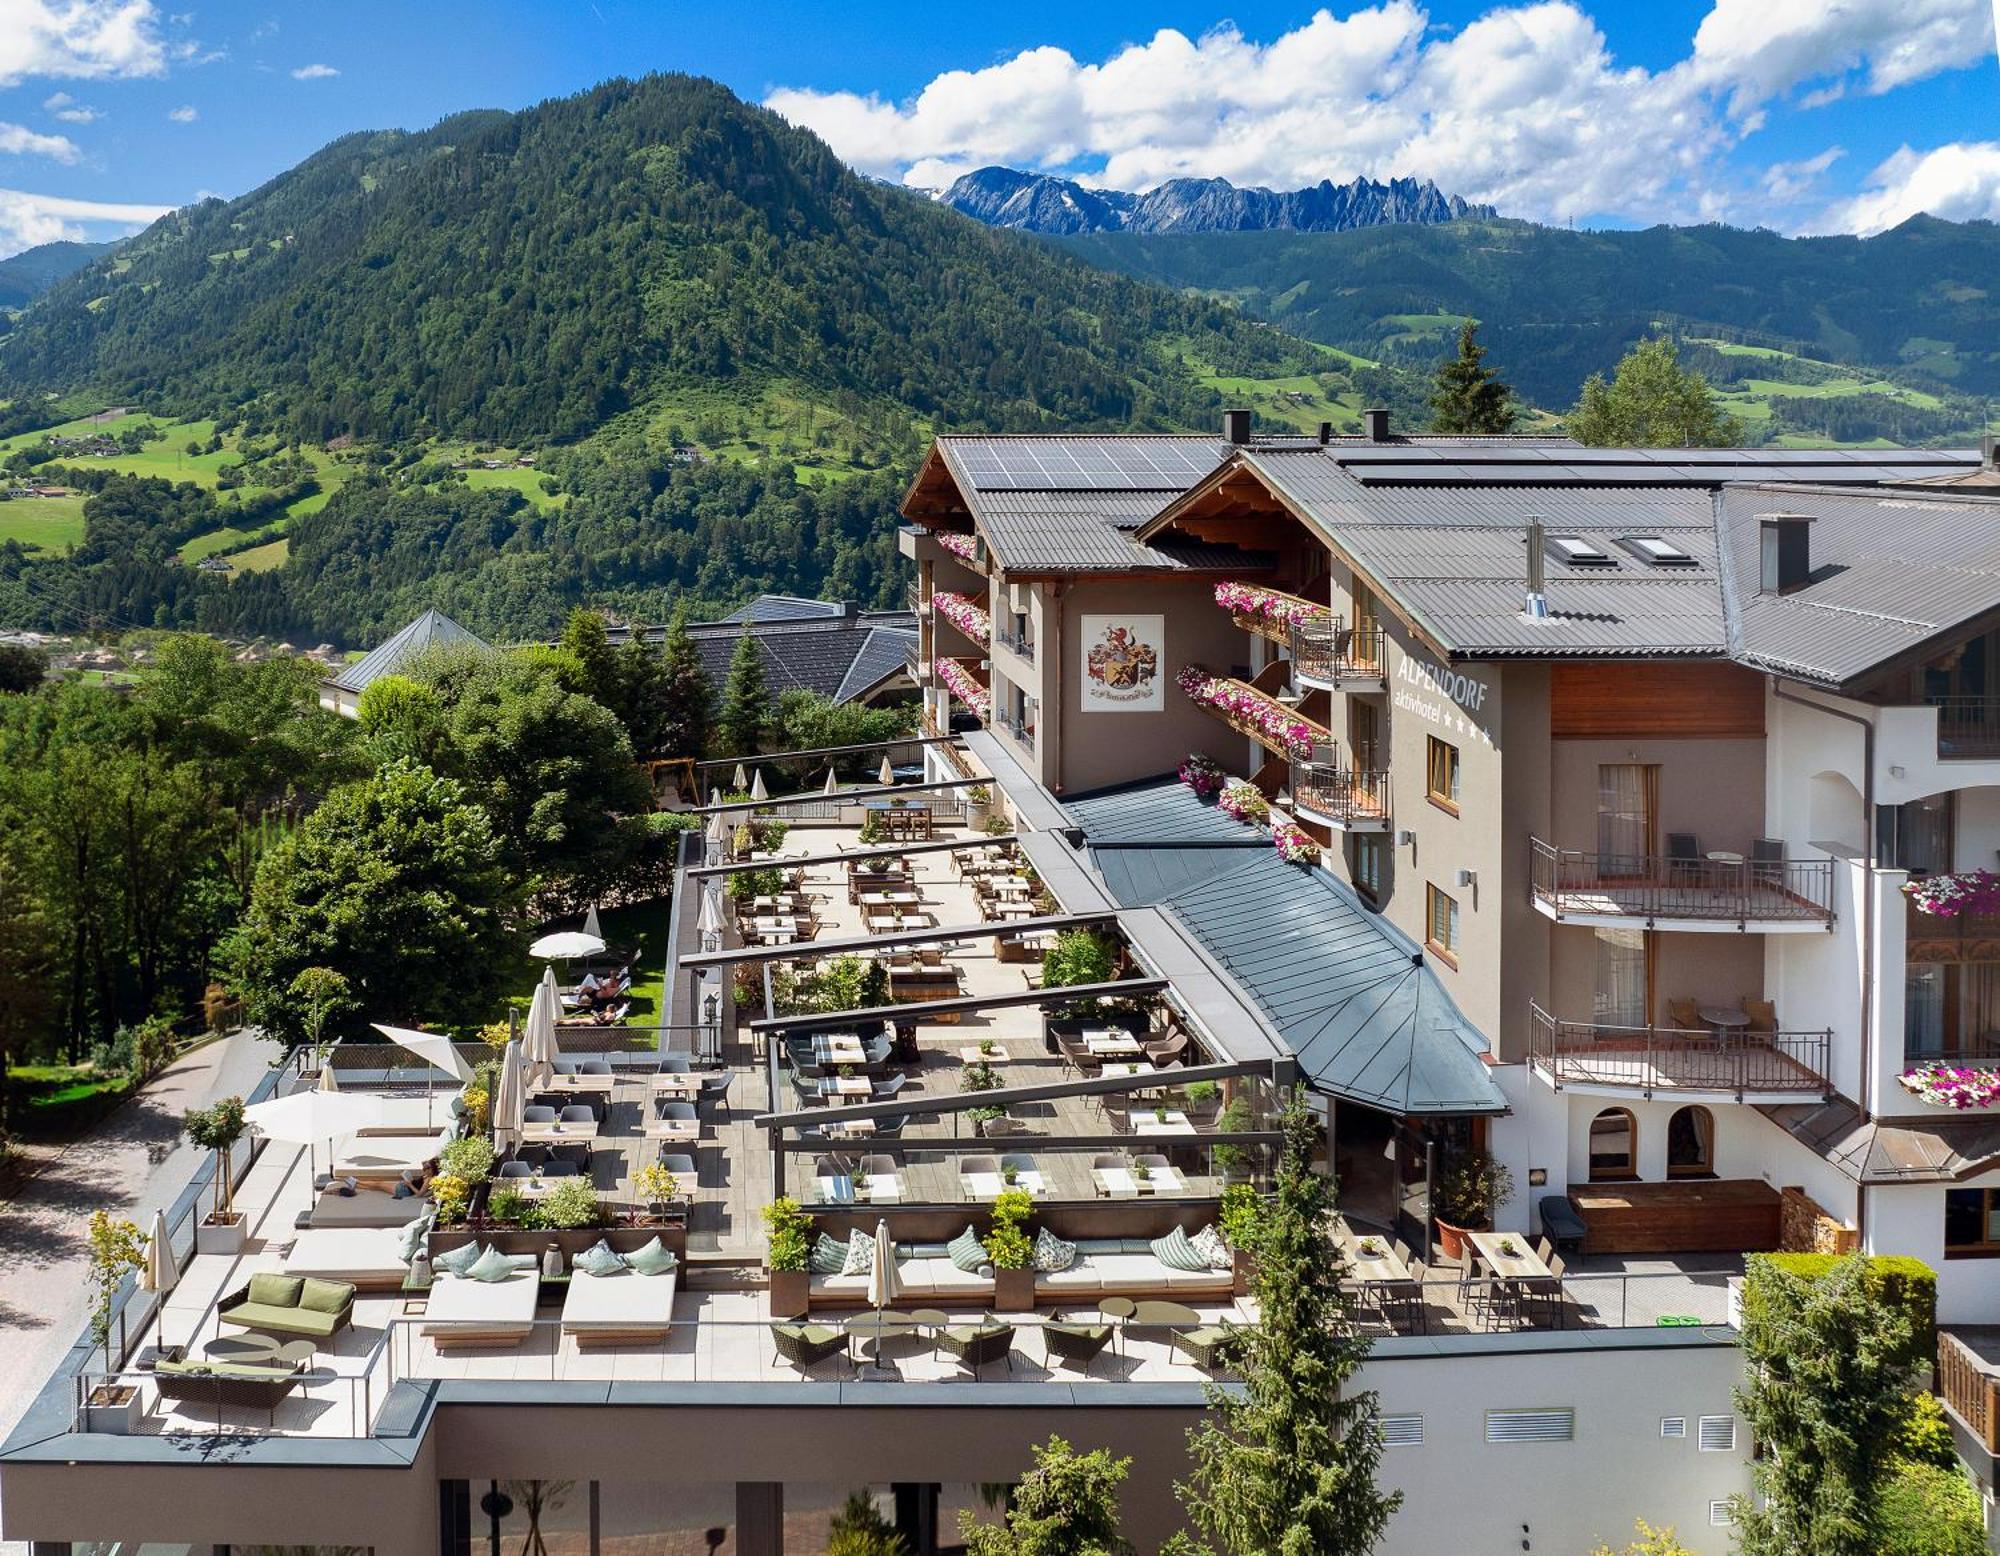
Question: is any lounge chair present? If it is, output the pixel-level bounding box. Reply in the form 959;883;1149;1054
771;1322;851;1377
218;1274;357;1340
561;1264;678;1349
1537;1193;1587;1253
1171;1323;1233;1371
939;1321;1015;1380
283;1229;414;1292
1042;1321;1113;1373
153;1358;306;1428
421;1269;538;1349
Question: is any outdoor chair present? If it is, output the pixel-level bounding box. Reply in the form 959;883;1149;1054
658;1153;698;1184
999;1152;1037;1177
860;1036;893;1067
1392;1238;1411;1267
869;1074;908;1103
575;1059;612;1077
1143;1033;1191;1067
1741;998;1778;1034
1537;1193;1587;1253
1667;997;1703;1031
1666;832;1701;882
496;1161;533;1180
1042;1321;1113;1373
813;1153;854;1178
697;1072;734;1105
656;1055;692;1075
871;1115;911;1139
656;1101;697;1127
522;1105;558;1124
1750;836;1786;889
958;1155;1000;1180
1378;1266;1427;1335
558;1105;596;1126
550;1142;591;1168
1535;1237;1554;1265
153;1358;307;1429
939;1321;1015;1380
539;1159;580;1178
1170;1322;1233;1371
771;1323;851;1377
858;1154;897;1177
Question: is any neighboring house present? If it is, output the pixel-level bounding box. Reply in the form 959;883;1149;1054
606;595;919;710
316;607;493;717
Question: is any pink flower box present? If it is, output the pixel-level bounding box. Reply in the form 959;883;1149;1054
935;657;990;719
931;591;991;648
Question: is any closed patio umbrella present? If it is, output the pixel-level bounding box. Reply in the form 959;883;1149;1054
523;973;561;1088
878;754;895;786
750;770;768;802
141;1207;176;1295
733;763;748;791
582;903;602;940
698;891;724;938
492;1038;526;1154
316;1062;341;1093
823;767;839;795
867;1217;899;1312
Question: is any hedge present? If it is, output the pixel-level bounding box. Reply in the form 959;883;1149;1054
1745;1252;1937;1367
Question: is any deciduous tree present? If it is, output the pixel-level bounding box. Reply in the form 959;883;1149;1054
1568;337;1743;447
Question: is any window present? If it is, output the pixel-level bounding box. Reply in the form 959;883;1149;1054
1945;1188;2000;1257
1697;1416;1738;1453
1425;737;1460;814
1350;834;1384;901
1588;1107;1637;1180
1622;535;1696;568
1548;535;1615;568
1667;1106;1715;1178
1425;884;1460;966
1485;1408;1574;1443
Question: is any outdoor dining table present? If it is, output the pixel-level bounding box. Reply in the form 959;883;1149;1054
1469;1229;1551;1283
519;1119;601;1145
1083;1029;1144;1057
1335;1223;1412;1283
648;1072;704;1099
643;1113;701;1145
541;1071;616;1094
1699;1005;1752;1040
821;1075;874;1099
858;890;924;911
821;1118;877;1140
959;1044;1008;1066
960;1170;1046;1199
866;910;933;934
815;1173;903;1204
990;877;1034;899
1093;1164;1186;1198
1130;1109;1196;1137
813;1034;867;1065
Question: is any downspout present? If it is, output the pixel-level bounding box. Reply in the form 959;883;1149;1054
1770;677;1876;1240
1048;581;1067;794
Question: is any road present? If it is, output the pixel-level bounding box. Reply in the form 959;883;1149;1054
0;1029;274;1550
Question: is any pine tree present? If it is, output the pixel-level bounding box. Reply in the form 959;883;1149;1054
1567;336;1744;447
558;607;620;710
1170;1099;1401;1556
1428;321;1514;434
961;1436;1134;1556
717;629;771;758
655;613;715;761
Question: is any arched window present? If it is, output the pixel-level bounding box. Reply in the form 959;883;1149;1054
1588;1108;1637;1180
1667;1105;1716;1179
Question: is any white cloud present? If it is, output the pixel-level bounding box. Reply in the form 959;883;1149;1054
0;185;170;255
167;102;194;121
1819;142;2000;234
43;89;100;123
0;0;169;88
1761;146;1844;203
765;0;2000;230
289;61;336;79
0;122;80;162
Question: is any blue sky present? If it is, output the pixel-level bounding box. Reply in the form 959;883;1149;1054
1;0;1996;256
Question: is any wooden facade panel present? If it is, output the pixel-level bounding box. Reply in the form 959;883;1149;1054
1551;662;1766;739
1571;1179;1783;1255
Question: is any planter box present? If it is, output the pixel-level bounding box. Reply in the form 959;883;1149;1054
992;1267;1036;1313
196;1213;247;1256
1232;1247;1257;1299
768;1268;810;1320
80;1384;142;1435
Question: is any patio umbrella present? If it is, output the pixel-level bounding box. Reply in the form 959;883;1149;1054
867;1217;899;1313
316;1062;341;1093
698;891;724;938
732;763;748;791
710;787;723;807
879;754;895;786
244;1088;390;1146
582;903;602;940
823;767;839;795
706;809;728;845
492;1038;526;1154
750;770;768;802
371;1023;476;1086
523;973;561;1088
528;929;606;961
140;1208;176;1296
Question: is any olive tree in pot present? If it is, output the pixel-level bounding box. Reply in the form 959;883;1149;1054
764;1196;813;1318
984;1189;1037;1312
184;1096;249;1254
1432;1148;1513;1263
80;1211;148;1433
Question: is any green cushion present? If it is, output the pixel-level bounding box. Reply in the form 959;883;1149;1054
1151;1227;1210;1273
296;1278;353;1315
946;1225;987;1274
433;1240;483;1277
625;1237;678;1277
466;1246;517;1283
245;1273;303;1309
155;1359;292;1381
226;1302;340;1337
809;1233;848;1276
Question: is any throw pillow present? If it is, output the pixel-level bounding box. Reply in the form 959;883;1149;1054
810;1233;849;1276
574;1240;625;1277
626;1237;679;1277
1151;1226;1211;1274
946;1225;987;1274
395;1219;427;1265
297;1277;352;1314
1190;1224;1233;1271
335;1176;359;1197
246;1272;303;1308
841;1228;876;1277
1031;1226;1076;1273
432;1240;484;1278
466;1245;517;1283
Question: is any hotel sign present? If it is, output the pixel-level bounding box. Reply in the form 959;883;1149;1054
1394;655;1493;742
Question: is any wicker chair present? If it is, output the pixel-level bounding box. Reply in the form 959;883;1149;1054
770;1323;850;1377
938;1321;1015;1380
1042;1321;1113;1373
1170;1323;1233;1371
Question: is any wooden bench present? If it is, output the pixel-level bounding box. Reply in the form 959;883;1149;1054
1569;1179;1782;1255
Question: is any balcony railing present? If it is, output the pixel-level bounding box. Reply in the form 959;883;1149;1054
1940;1330;2000;1456
1178;665;1331;760
1905;895;2000;963
930;591;991;652
1930;696;2000;760
994;625;1036;662
1529;1003;1832;1099
1215;582;1331;646
1528;838;1834;928
1291;617;1387;690
1292;759;1390;831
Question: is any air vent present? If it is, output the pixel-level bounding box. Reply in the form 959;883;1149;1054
1547;535;1616;569
1698;1415;1738;1453
1660;1417;1687;1439
1709;1501;1737;1527
1622;535;1696;569
1486;1407;1574;1444
1380;1414;1424;1448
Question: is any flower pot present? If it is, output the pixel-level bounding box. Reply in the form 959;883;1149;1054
1232;1247;1257;1298
768;1267;810;1320
196;1211;246;1256
80;1383;142;1435
992;1266;1036;1313
1433;1218;1475;1263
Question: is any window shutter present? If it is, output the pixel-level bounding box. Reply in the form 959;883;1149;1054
1697;1416;1738;1453
1485;1408;1574;1444
1379;1414;1424;1448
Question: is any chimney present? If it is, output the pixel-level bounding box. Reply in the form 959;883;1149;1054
1223;408;1252;445
1983;433;1997;471
1318;421;1334;445
1362;407;1390;443
1758;512;1814;595
1524;518;1549;620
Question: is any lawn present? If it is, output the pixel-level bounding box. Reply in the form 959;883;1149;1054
0;494;87;551
497;897;675;1039
228;537;290;572
456;463;566;507
6;1062;135;1138
177;521;286;563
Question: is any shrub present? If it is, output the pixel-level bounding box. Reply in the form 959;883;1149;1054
1211;1095;1255;1177
1219;1183;1262;1249
984;1190;1034;1270
764;1196;812;1272
729;866;786;901
438;1135;496;1182
538;1176;602;1229
1042;929;1119;991
432;1173;472;1221
488;1187;533;1224
827;1491;911;1556
1185;1079;1219;1106
1433;1148;1513;1229
1896;1392;1959;1469
1873;1460;1987;1556
1747;1253;1936;1369
633;1162;680;1210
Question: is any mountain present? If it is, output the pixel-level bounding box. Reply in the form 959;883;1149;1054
1059;216;2000;443
0;76;1333;449
0;240;116;310
936;166;1494;236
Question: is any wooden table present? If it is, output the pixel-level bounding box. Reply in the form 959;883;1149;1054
822;1118;877;1140
648;1072;703;1099
520;1120;601;1146
1336;1224;1411;1283
541;1071;615;1094
643;1115;700;1145
1093;1165;1185;1198
1131;1109;1195;1137
859;891;924;911
866;910;933;935
816;1174;902;1204
959;1045;1008;1066
821;1075;874;1099
960;1170;1046;1199
510;1172;588;1199
1469;1230;1550;1282
1083;1029;1143;1057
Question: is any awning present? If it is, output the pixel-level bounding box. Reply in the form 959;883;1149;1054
1759;1098;2000;1183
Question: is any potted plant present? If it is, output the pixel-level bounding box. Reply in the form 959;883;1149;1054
1219;1182;1263;1297
1133;1161;1152;1185
288;965;354;1076
183;1096;249;1254
80;1211;147;1433
1433;1148;1514;1263
978;1038;998;1058
1210;1096;1256;1182
1001;1162;1019;1187
852;1169;872;1200
983;1190;1036;1312
965;784;992;826
632;1162;680;1220
764;1196;813;1318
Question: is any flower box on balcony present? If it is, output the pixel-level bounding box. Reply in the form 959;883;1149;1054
1177;665;1326;760
932;591;992;649
1213;582;1330;645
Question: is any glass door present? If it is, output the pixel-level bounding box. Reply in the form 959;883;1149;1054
1592;927;1648;1032
1350;699;1380;772
1596;764;1657;878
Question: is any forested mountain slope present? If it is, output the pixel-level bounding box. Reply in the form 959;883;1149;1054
0;241;117;312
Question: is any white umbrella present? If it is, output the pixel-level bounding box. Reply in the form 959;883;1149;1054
867;1217;899;1313
823;767;839;795
371;1023;476;1086
698;891;724;937
523;975;561;1088
492;1038;526;1154
732;763;748;791
244;1089;390;1144
529;929;606;960
879;754;895;786
582;903;602;940
316;1062;341;1093
710;787;723;807
140;1208;176;1295
750;770;768;802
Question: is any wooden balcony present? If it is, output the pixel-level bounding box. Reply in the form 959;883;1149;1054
1905;895;2000;963
1940;1329;2000;1457
1528;838;1835;933
1179;666;1332;761
1217;583;1331;647
1291;759;1390;832
1932;696;2000;760
1529;1003;1832;1100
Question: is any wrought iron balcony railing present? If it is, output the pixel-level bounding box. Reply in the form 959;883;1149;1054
1291;760;1390;831
1529;1003;1832;1098
1290;617;1387;690
1529;838;1834;928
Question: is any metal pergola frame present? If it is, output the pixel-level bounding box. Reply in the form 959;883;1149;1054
695;734;963;773
682;776;991;816
677;910;1115;971
746;977;1168;1035
684;834;1020;880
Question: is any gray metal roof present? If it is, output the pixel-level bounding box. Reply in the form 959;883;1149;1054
327;607;491;693
608;607;917;706
718;595;853;624
1719;484;2000;689
1062;777;1506;1115
1758;1097;2000;1183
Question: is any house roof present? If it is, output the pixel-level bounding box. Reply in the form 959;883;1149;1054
1758;1097;2000;1183
326;608;491;694
1062;776;1507;1116
602;599;918;707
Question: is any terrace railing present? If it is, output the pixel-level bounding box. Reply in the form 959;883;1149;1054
1929;695;2000;760
1529;1002;1832;1098
1529;837;1835;926
1939;1330;2000;1454
1290;617;1387;689
1291;759;1390;830
1903;894;2000;963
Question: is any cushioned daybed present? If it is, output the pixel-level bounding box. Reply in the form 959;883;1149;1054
559;1267;680;1348
354;1093;463;1136
420;1270;538;1349
308;1186;429;1229
284;1228;416;1290
806;1235;1234;1308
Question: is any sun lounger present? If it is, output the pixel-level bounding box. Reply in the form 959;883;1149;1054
559;1266;679;1348
308;1186;428;1228
284;1227;416;1290
354;1093;463;1134
420;1270;539;1349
